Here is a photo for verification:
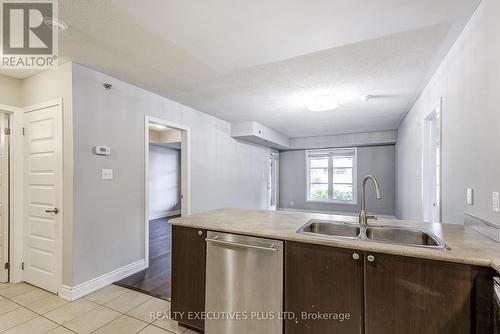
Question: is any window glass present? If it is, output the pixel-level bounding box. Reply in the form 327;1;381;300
310;158;328;168
310;184;329;200
333;168;352;184
333;184;354;201
310;168;328;183
333;156;353;168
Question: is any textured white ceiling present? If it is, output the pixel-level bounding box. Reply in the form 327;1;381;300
54;0;479;137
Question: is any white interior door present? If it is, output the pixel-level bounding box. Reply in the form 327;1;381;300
0;114;9;282
23;104;62;293
268;151;279;211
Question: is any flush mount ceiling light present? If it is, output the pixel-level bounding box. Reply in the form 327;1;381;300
149;123;168;131
307;95;339;112
43;17;68;32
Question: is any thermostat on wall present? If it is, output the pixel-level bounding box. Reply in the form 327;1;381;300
94;146;111;156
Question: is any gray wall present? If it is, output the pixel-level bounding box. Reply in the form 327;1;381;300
72;63;269;285
149;145;181;219
280;145;395;216
396;0;500;225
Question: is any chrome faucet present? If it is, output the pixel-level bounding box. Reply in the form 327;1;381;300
359;175;382;225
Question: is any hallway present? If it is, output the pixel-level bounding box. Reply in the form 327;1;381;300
115;217;178;300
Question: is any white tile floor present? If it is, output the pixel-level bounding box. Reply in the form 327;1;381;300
0;282;198;334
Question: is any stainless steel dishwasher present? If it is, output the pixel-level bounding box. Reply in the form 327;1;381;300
205;231;283;334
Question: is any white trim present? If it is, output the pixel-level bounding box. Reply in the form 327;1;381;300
149;210;181;220
305;148;358;205
267;149;279;211
0;113;10;282
59;259;146;301
21;99;61;113
0;106;22;283
0;105;20;113
280;207;397;220
421;99;442;223
144;115;190;268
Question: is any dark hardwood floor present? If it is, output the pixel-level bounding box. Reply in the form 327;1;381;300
115;216;179;300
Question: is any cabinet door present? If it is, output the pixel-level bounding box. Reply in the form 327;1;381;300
285;242;364;334
171;226;206;331
364;252;493;334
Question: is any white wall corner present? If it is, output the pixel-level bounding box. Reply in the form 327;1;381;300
59;259;146;301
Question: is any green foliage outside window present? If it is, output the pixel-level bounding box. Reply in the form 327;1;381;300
311;188;353;201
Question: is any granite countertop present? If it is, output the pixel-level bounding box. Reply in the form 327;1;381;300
170;208;500;271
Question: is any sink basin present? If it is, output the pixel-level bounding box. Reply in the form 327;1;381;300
365;226;446;249
297;220;447;249
298;220;361;239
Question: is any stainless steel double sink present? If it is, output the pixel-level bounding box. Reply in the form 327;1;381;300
298;219;447;249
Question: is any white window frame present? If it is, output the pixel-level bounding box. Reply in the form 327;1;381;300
305;148;358;205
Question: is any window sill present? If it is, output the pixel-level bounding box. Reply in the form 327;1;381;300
306;199;358;206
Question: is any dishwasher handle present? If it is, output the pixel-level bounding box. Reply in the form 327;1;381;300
206;237;278;252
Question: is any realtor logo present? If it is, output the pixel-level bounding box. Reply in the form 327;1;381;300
1;0;58;69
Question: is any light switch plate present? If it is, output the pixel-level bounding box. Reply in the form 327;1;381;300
102;169;113;180
466;188;473;206
493;192;500;212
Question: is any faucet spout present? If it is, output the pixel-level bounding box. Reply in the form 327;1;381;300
359;175;382;225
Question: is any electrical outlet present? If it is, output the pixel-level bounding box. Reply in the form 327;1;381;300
466;188;473;206
102;169;113;180
493;192;500;212
290;201;294;206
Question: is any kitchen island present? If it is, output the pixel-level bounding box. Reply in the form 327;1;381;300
170;208;500;334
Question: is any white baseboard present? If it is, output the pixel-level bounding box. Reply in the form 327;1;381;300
59;259;146;301
149;210;181;220
279;207;397;219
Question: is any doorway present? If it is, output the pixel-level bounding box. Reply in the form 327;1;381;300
0;101;63;292
268;150;279;211
423;103;442;223
115;116;190;300
0;112;9;283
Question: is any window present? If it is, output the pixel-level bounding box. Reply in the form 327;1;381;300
306;148;357;204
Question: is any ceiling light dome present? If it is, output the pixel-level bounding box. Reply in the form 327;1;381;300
307;95;338;112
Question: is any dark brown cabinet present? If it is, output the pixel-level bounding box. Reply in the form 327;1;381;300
171;226;206;332
285;241;364;334
285;242;494;334
364;251;494;334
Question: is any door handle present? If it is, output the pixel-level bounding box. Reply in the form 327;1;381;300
206;238;278;252
45;208;59;214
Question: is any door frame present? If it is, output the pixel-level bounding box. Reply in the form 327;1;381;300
0;104;21;283
0;112;10;282
268;150;279;211
144;115;190;267
422;99;442;223
18;99;64;292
